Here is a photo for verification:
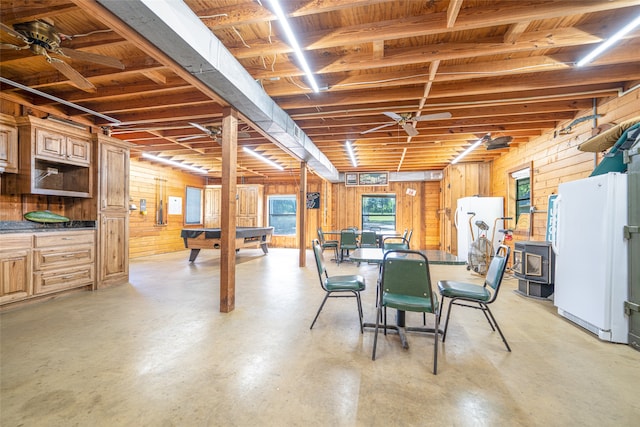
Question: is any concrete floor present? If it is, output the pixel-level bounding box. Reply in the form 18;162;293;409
1;248;638;426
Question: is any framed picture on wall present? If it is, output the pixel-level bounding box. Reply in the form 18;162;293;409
345;172;358;186
358;172;388;186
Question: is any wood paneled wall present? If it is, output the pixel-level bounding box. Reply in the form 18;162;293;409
128;158;206;258
491;87;640;242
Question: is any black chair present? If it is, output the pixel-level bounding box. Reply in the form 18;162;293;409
372;250;440;374
310;240;366;332
437;245;512;351
339;229;358;264
317;228;338;261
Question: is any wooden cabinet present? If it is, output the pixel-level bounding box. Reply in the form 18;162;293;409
15;115;92;197
440;163;491;255
0;113;18;174
204;184;263;227
204;186;221;228
0;234;32;304
32;231;95;295
95;134;130;288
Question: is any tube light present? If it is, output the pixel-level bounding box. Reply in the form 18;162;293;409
451;139;484;164
267;0;320;93
141;152;208;173
346;141;358;168
576;14;640;67
243;147;284;170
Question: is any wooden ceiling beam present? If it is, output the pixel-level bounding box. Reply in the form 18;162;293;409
229;1;636;58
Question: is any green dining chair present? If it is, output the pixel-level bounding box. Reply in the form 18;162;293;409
359;230;378;248
372;250;440;374
339;229;358;264
382;236;410;251
317;228;339;261
310;240;366;332
437;245;511;351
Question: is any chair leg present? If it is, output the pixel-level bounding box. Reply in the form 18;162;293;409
372;306;382;360
355;291;364;333
442;297;455;342
433;312;439;375
484;305;511;352
310;293;330;329
480;303;496;331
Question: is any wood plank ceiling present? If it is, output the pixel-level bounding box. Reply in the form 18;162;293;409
1;0;639;181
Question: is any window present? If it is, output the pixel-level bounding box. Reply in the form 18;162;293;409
362;195;396;230
515;177;530;224
268;195;297;235
185;186;203;225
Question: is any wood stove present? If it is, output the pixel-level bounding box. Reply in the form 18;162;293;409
514;240;555;298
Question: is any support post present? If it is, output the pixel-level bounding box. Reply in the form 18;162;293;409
220;107;238;312
299;161;307;267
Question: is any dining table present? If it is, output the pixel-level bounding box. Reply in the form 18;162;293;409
349;247;466;349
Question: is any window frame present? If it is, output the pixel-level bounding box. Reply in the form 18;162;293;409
361;194;397;231
268;194;297;236
184;186;203;225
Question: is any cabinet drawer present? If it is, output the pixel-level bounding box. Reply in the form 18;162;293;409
34;231;95;248
35;127;66;161
33;244;94;270
33;264;94;295
0;233;33;250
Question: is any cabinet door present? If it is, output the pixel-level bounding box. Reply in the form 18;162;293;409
35;127;66;161
66;137;91;166
0;122;18;173
204;187;221;228
100;142;129;211
99;212;129;287
0;249;32;304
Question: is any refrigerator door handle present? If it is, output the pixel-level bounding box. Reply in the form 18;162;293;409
551;195;562;255
454;206;460;228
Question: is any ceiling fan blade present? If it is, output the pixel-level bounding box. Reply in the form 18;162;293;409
238;131;251;138
360;122;394;135
413;112;452;121
58;47;125;69
47;57;96;92
0;22;29;43
0;42;30;50
189;122;212;134
383;111;404;122
402;122;419;137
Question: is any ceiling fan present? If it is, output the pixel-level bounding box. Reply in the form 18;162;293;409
176;122;251;143
360;111;452;137
482;134;513;150
0;19;124;92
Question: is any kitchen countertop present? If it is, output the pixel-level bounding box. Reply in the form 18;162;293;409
0;221;97;233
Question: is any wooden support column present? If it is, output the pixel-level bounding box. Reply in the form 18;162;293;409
298;161;307;267
220;107;238;313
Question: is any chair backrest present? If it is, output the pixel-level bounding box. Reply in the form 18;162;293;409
311;239;328;286
340;229;358;247
317;228;326;244
406;229;413;243
360;230;378;247
484;245;510;303
401;229;408;239
383;236;410;251
381;250;436;313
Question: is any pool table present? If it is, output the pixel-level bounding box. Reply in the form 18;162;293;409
181;227;274;262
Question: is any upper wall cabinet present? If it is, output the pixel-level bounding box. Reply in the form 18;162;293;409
15;115;92;198
0;113;18;174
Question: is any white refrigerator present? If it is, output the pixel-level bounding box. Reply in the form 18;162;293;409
454;196;504;262
551;172;629;343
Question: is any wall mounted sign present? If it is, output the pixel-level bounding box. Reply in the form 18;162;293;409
358;172;389;186
345;172;358;186
306;192;320;209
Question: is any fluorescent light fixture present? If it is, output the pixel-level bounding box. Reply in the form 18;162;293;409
346;141;358;168
141;152;208;173
451;138;484;164
267;0;320;93
243;147;284;170
576;14;640;67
